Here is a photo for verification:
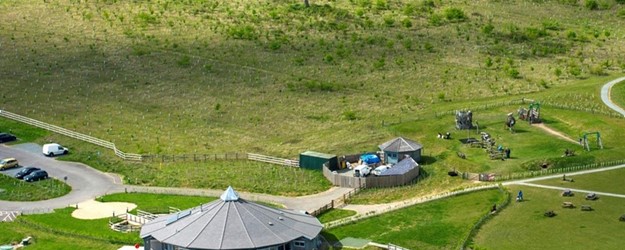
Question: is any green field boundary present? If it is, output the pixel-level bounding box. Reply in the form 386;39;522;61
459;186;511;249
324;184;499;229
491;159;625;182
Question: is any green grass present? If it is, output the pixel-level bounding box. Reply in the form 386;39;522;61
0;118;49;143
98;192;217;213
317;208;357;224
610;79;625;109
531;167;625;195
20;207;140;245
324;189;505;249
0;174;71;201
0;220;121;250
1;0;624;157
473;185;625;249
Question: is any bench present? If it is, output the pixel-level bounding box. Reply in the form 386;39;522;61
581;205;593;211
562;202;575;208
21;236;32;245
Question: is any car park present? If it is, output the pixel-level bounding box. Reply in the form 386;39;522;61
0;133;17;143
0;157;19;170
42;143;69;156
24;170;48;182
15;167;41;179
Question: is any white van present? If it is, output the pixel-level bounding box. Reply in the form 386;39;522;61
353;165;371;177
42;143;69;156
373;165;391;176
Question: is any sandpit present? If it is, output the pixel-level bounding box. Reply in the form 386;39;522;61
71;199;137;219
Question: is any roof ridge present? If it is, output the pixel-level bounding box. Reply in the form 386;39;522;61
217;202;232;249
232;201;255;248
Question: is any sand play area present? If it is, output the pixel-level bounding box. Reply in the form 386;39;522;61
71;199;137;219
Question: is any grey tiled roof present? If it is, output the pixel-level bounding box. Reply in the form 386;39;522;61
379;157;419;176
140;187;322;250
378;137;423;152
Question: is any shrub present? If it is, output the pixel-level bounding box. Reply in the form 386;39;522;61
508;68;520;78
402;18;413;28
584;0;599;10
374;0;388;10
444;7;467;22
383;15;395;27
342;110;359;121
424;42;434;52
542;19;562;30
177;55;191;67
589;64;606;75
228;25;258;40
482;23;495;34
429;13;443;26
617;0;625;4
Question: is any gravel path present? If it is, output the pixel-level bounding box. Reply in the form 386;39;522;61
600;76;625;116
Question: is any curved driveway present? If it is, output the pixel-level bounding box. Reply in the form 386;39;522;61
600;76;625;116
0;145;124;212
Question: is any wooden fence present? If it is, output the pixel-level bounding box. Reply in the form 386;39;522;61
141;153;247;162
491;159;625;182
247;153;299;167
310;188;360;216
322;165;421;189
0;109;142;161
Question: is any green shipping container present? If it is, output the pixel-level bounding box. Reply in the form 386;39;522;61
299;151;338;170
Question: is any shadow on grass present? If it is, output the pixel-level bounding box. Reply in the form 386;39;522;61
420;155;437;165
321;231;342;248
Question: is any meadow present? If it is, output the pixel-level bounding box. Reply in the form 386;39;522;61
0;174;71;201
532;167;625;194
324;188;505;249
472;185;625;249
1;0;624;157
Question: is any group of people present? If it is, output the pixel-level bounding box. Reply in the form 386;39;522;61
437;132;451;139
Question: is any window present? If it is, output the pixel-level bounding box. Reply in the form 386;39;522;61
294;240;305;248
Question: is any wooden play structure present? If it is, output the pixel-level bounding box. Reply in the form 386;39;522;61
581;132;603;151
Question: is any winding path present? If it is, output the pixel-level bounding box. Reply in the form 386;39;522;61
600;76;625;116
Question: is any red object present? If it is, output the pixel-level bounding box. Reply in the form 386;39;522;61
135;243;140;249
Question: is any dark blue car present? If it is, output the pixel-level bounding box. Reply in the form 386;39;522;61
15;167;41;179
24;170;48;182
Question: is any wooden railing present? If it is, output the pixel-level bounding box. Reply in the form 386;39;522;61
0;109;142;161
247;153;299;167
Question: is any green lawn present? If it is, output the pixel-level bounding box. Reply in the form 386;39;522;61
0;174;71;201
324;189;505;249
98;192;217;213
473;185;625;250
610;79;625;110
531;167;625;195
317;208;357;224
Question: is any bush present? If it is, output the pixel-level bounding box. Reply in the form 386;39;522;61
228;25;258;40
584;0;599;10
383;15;395;27
444;7;467;22
482;23;495;34
429;13;443;26
520;155;595;171
402;18;413;28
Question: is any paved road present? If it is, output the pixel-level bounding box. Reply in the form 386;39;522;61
600;76;625;116
0;144;124;212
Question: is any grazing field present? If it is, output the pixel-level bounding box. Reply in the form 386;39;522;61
532;167;625;195
324;188;505;249
1;0;624;157
472;185;625;250
317;208;357;224
0;174;71;201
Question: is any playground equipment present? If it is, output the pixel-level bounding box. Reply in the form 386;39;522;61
518;102;541;124
505;112;516;132
455;110;474;130
581;132;603;151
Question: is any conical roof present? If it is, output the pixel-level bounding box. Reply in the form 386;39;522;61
140;187;322;250
378;137;423;152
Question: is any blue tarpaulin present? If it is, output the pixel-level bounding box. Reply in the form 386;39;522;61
360;154;380;164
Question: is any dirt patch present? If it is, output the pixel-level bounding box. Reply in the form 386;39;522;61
532;123;578;144
71;199;137;219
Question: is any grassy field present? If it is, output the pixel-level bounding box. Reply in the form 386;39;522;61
98;192;217;213
317;208;357;224
610;78;625;109
0;174;71;201
532;167;625;195
473;185;625;249
1;0;624;157
324;188;505;249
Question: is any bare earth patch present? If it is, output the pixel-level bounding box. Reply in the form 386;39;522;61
71;199;137;219
532;123;578;144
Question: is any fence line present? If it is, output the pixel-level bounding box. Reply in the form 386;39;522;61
324;185;499;229
310;188;360;217
141;153;247;162
459;186;511;249
492;159;625;182
0;109;143;161
247;153;299;167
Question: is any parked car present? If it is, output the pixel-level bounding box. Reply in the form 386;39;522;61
0;133;17;143
372;165;391;176
0;157;19;170
42;143;69;156
24;170;48;182
15;167;41;179
353;165;371;177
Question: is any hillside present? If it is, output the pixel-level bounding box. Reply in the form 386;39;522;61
1;0;624;155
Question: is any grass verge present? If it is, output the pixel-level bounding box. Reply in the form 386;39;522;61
0;174;71;201
317;208;357;224
531;167;625;195
324;188;504;249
